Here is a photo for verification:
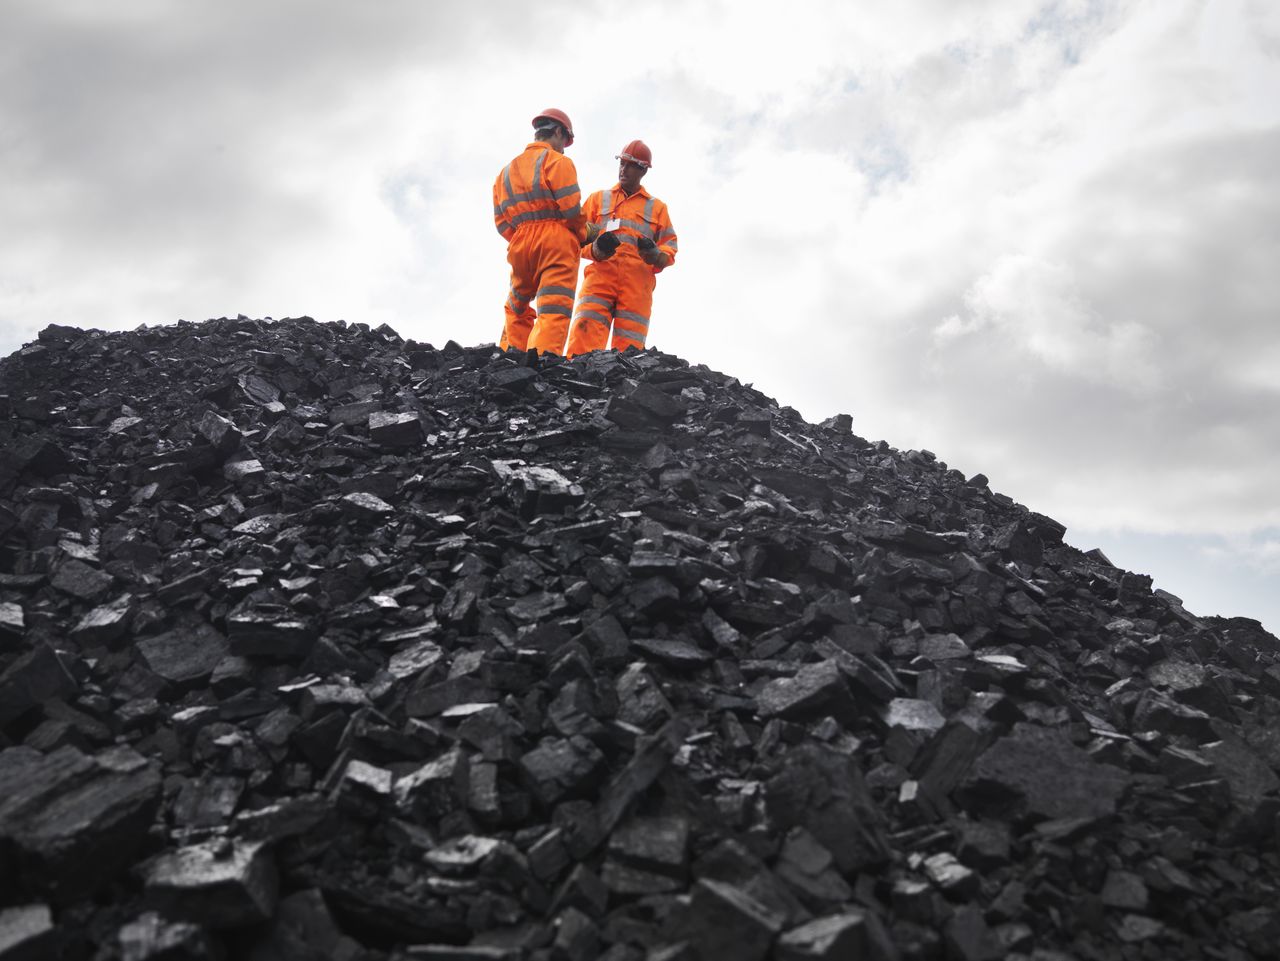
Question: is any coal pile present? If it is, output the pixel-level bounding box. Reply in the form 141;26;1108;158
1;316;1278;961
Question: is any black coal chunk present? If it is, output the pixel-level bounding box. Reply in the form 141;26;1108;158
0;903;63;960
369;410;423;447
957;722;1131;821
0;643;78;727
135;620;230;686
0;745;162;901
775;910;897;961
143;839;278;928
765;744;891;873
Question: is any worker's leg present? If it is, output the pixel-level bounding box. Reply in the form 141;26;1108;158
566;265;618;357
610;270;655;353
500;239;538;351
527;229;581;355
500;282;537;350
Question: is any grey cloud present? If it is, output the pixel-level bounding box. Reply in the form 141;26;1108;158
760;105;1280;532
0;3;509;213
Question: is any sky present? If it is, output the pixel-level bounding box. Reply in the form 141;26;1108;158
2;0;1278;636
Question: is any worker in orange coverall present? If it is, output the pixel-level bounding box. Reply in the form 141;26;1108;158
494;108;594;355
566;140;677;357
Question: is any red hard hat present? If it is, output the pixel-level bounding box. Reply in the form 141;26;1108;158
616;139;652;169
532;108;574;146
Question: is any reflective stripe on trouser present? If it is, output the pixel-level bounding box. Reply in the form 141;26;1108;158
565;260;654;357
499;222;580;355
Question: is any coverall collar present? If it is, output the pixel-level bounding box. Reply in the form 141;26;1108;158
613;182;650;200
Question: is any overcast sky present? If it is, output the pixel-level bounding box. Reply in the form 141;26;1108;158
3;0;1278;636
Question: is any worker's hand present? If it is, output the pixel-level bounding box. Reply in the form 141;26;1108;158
594;232;620;260
637;236;663;265
585;222;602;244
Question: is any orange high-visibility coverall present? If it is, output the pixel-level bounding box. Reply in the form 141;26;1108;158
565;185;677;357
494;142;587;355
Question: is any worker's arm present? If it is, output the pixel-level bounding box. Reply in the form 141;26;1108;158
577;193;609;260
493;178;514;241
639;201;677;271
547;155;587;243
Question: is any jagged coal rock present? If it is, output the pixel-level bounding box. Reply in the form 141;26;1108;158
1;316;1278;961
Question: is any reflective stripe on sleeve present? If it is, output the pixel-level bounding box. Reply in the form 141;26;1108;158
552;183;580;199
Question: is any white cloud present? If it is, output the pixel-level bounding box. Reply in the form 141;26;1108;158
934;254;1162;389
1203;534;1280;574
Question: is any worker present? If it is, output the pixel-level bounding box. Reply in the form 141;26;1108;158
565;140;677;357
493;108;594;354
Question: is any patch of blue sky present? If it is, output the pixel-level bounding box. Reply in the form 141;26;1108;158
1021;0;1109;67
942;41;976;66
380;173;431;224
857;134;910;190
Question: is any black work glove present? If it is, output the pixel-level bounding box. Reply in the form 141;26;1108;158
637;236;663;265
594;231;620;260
